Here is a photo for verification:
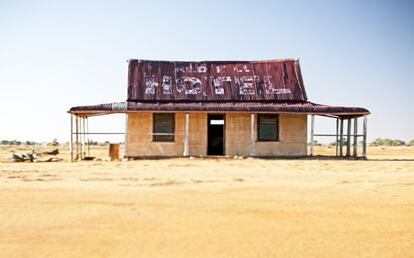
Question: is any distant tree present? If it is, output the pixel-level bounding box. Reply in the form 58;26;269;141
11;140;21;145
308;140;322;146
370;138;405;146
408;139;414;146
48;139;59;146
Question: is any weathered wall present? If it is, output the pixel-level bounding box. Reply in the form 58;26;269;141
127;113;307;157
225;113;307;156
126;113;207;157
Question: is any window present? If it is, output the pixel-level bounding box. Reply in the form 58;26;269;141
257;114;279;141
153;113;175;142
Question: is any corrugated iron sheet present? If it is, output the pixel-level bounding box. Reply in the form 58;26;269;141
69;101;370;116
127;59;308;102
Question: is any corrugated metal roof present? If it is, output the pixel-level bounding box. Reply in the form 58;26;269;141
127;59;308;102
68;58;370;117
69;101;370;117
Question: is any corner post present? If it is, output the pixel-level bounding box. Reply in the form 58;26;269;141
124;114;128;158
70;114;74;162
86;117;90;157
249;113;255;156
183;113;189;157
353;117;358;157
339;118;344;157
346;118;351;157
81;116;86;159
75;115;79;160
335;118;339;156
362;115;367;158
310;114;315;156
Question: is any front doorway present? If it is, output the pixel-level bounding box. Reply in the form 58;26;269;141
207;114;225;155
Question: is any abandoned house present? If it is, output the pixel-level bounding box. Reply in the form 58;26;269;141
68;59;370;160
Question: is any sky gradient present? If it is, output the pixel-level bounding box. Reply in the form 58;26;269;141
0;0;413;143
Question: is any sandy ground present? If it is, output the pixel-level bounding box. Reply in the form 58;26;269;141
0;146;413;258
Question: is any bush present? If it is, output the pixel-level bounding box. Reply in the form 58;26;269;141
1;140;22;145
47;139;59;146
370;138;405;146
308;140;322;146
409;139;414;146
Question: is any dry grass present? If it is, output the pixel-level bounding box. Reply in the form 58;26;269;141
0;145;413;257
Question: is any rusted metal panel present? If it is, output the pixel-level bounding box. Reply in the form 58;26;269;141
127;59;308;102
69;101;370;117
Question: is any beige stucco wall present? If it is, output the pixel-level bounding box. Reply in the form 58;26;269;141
225;113;307;157
126;112;307;157
126;112;207;157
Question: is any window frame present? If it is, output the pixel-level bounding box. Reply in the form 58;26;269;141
152;113;175;142
257;114;279;142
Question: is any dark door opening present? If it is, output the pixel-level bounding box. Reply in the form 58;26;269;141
207;114;225;155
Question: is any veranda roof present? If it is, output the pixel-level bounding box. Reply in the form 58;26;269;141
68;101;369;117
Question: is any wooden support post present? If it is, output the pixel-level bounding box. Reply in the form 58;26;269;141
335;118;339;156
79;117;83;160
250;113;255;156
362;115;367;158
353;117;358;157
124;114;128;158
310;115;315;156
339;118;344;157
70;115;74;162
75;116;79;160
86;117;90;157
346;118;351;157
183;113;189;157
82;117;86;159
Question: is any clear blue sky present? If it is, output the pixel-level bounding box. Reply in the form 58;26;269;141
0;0;413;143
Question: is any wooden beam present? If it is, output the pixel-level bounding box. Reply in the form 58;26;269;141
70;115;74;162
335;118;339;156
362;115;367;158
75;116;79;160
124;114;128;158
86;117;90;157
353;117;358;157
310;115;315;156
346;118;351;157
339;118;344;157
81;117;86;159
250;113;255;156
183;113;189;157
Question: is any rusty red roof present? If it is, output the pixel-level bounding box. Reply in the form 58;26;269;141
69;58;370;117
127;59;307;102
69;101;369;117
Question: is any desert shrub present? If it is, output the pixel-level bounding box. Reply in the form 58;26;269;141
1;140;22;145
308;140;322;146
98;141;111;146
329;138;348;146
408;139;414;146
47;139;59;146
370;138;405;146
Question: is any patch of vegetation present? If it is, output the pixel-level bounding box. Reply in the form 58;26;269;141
329;138;348;146
408;139;414;146
308;140;322;146
370;138;406;146
1;140;22;145
47;139;59;146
